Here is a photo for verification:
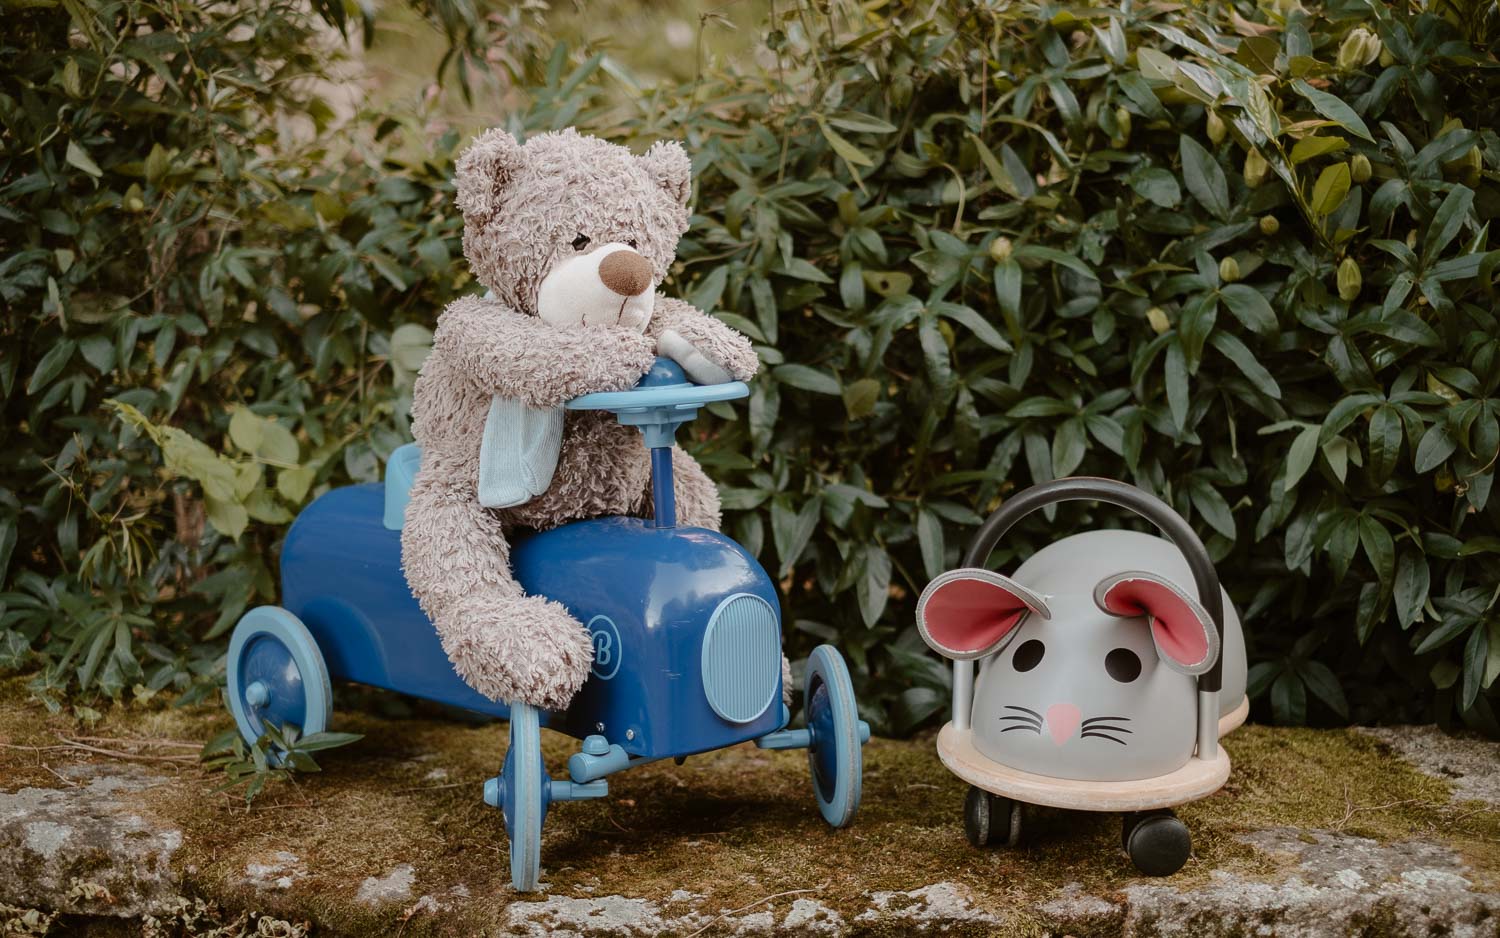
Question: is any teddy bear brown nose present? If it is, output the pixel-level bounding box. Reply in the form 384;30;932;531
598;250;653;297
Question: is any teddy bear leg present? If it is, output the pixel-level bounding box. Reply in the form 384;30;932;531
665;446;723;531
401;481;593;711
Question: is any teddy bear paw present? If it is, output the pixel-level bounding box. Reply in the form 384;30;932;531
658;329;733;385
435;593;594;711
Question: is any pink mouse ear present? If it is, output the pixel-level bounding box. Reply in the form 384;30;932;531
1094;571;1219;675
916;568;1050;660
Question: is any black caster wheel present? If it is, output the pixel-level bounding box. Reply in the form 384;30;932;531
1122;809;1191;876
963;787;1021;848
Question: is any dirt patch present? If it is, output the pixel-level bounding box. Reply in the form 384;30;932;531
3;677;1498;935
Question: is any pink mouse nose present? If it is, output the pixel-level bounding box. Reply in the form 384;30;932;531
1045;703;1081;745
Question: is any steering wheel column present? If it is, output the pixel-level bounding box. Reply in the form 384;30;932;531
567;357;749;529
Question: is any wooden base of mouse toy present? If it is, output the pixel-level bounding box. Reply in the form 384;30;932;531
1219;696;1249;736
936;723;1232;813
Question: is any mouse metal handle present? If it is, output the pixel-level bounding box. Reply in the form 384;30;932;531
953;477;1225;761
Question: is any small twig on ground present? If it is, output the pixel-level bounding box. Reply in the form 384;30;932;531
1332;782;1427;831
392;782;465;793
0;742;74;753
68;735;203;749
41;763;81;788
1445;805;1494;827
54;735;198;764
682;887;820;938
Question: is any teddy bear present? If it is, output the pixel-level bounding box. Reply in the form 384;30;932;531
400;127;767;713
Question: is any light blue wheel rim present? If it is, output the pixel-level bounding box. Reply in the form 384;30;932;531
804;645;862;828
226;606;331;765
502;702;545;891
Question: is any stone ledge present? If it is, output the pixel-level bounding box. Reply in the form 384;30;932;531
2;684;1497;936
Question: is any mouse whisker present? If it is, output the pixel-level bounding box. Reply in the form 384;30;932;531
1004;705;1042;719
1082;715;1131;726
1079;731;1128;745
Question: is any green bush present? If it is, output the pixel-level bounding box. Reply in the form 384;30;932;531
622;0;1500;734
0;0;480;708
4;1;1499;736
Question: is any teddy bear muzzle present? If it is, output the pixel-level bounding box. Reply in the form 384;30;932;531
536;243;656;333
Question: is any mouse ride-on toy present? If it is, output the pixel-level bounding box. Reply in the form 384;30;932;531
224;358;869;891
926;478;1235;877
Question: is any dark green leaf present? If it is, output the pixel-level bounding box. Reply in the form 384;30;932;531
1296;660;1349;718
26;340;76;394
1368;405;1402;482
857;546;892;627
1393;552;1430;628
1210;332;1280;399
772;364;841;395
1270;669;1307;724
1284;426;1321;491
1179;135;1229;219
1219;284;1277;335
1414;424;1456;473
1358;515;1395;584
917;509;945;580
1423;186;1474;261
1292;79;1374;141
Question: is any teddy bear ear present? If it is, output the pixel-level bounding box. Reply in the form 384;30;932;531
639;140;692;207
455;128;527;224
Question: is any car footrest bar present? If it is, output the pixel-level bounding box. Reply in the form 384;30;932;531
754;728;811;750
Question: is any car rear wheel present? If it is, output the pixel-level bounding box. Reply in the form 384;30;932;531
226;606;332;765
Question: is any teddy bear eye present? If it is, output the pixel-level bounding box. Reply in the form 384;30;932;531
571;233;591;251
626;238;639;249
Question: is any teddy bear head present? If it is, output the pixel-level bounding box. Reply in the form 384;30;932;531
453;127;692;331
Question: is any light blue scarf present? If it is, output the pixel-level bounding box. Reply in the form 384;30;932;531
476;397;565;509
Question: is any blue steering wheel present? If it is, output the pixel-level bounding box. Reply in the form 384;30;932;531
568;357;748;448
567;357;748;411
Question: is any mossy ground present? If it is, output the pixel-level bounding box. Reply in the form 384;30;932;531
2;676;1497;936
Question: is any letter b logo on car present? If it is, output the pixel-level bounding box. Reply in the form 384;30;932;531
588;615;622;680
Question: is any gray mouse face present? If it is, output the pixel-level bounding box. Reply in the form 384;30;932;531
917;565;1219;783
969;595;1196;781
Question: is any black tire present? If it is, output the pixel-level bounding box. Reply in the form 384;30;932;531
963;787;1020;848
1123;809;1191;876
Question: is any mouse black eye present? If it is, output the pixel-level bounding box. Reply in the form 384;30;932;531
1012;639;1044;672
571;233;591;251
626;238;639;249
1106;648;1142;683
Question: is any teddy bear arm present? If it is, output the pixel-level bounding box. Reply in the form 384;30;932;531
647;296;760;383
401;474;595;709
434;296;658;408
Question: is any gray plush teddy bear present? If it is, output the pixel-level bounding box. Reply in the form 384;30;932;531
400;128;763;712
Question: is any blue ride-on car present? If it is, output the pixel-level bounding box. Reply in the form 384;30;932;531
223;358;869;890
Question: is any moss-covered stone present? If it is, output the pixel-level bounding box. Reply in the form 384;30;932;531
2;677;1497;936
